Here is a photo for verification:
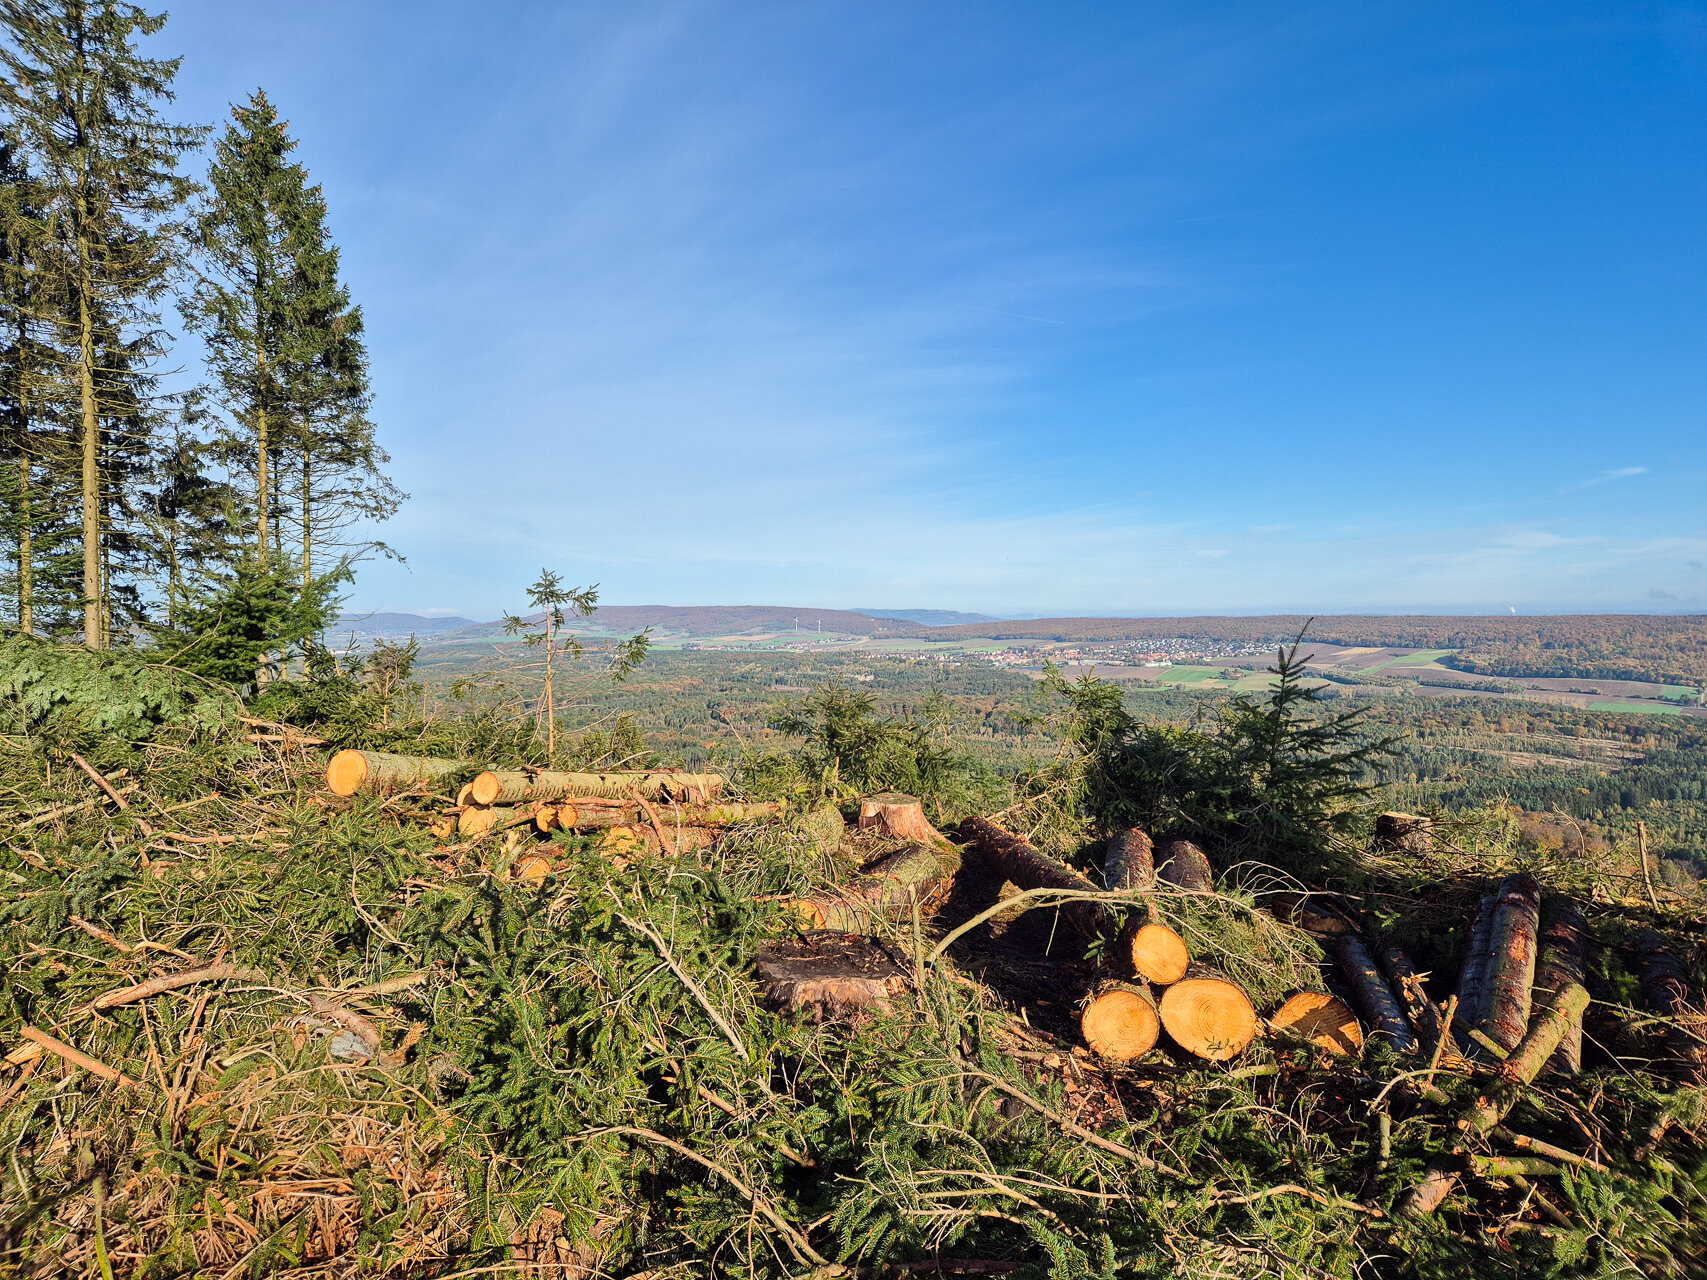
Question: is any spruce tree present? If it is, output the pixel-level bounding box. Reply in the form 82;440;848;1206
0;0;202;648
184;90;397;591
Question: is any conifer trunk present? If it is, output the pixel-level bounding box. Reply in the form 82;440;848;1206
15;445;30;634
1154;838;1214;893
1332;933;1419;1052
1628;929;1707;1082
959;815;1105;940
76;280;102;648
1103;826;1155;891
1476;874;1541;1057
1533;896;1589;1075
1453;891;1497;1035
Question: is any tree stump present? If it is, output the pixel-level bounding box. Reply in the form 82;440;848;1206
858;794;947;845
754;934;910;1020
1081;982;1160;1062
1376;811;1433;856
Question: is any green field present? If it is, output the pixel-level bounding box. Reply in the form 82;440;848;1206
1588;700;1687;715
1371;649;1454;669
1155;665;1224;683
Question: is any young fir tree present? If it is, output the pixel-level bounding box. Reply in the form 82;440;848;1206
183;90;398;591
0;0;203;648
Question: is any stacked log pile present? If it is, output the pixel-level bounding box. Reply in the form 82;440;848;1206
324;749;771;860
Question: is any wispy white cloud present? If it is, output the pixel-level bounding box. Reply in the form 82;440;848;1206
1561;466;1647;493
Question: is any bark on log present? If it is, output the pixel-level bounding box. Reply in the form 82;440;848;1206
1332;934;1419;1053
469;769;725;806
1454;890;1498;1035
1400;981;1592;1218
1380;945;1447;1053
1103;826;1155;892
1081;981;1161;1062
1476;874;1542;1057
754;934;910;1020
1533;896;1590;1075
792;843;962;931
1269;991;1363;1056
857;794;949;845
959;816;1105;940
1269;892;1355;935
1157;967;1259;1061
1628;928;1707;1082
1154;839;1214;893
1376;811;1433;856
1124;922;1190;985
326;750;477;797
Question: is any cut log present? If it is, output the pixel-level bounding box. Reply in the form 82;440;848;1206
791;843;962;931
1401;981;1592;1217
458;805;502;838
1375;811;1433;856
1081;981;1160;1062
1269;991;1363;1056
959;816;1105;940
1380;945;1447;1053
1125;922;1190;985
755;934;910;1020
1269;892;1355;935
326;750;476;798
469;769;726;806
512;853;554;883
1331;934;1419;1053
1154;839;1213;893
1103;826;1155;892
1476;874;1542;1057
1158;970;1259;1061
1533;896;1590;1075
456;782;478;807
1628;929;1707;1082
1454;890;1498;1034
858;793;948;845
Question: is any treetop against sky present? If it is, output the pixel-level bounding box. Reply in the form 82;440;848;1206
156;1;1704;616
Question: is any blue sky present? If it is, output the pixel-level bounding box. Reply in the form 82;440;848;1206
159;2;1706;618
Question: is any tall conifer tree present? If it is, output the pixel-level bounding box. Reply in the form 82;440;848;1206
0;0;202;647
184;90;397;591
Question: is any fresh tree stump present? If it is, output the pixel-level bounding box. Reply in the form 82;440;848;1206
792;843;962;931
1476;873;1542;1057
1103;826;1155;891
1332;934;1419;1053
1158;971;1258;1061
1154;839;1214;893
1125;922;1190;985
755;934;910;1020
1270;991;1363;1056
857;793;947;845
1081;981;1160;1062
1628;929;1707;1082
326;750;475;797
959;816;1104;940
1376;811;1434;855
1533;896;1590;1075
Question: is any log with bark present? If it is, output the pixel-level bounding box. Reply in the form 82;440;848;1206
1157;966;1259;1061
1627;928;1707;1082
857;794;949;845
1154;839;1214;893
1103;826;1155;892
1331;934;1419;1053
1269;892;1355;936
754;933;911;1020
1453;890;1498;1035
1532;896;1590;1075
1474;873;1542;1058
1380;945;1447;1053
1399;981;1592;1217
1080;981;1161;1062
326;750;478;798
958;816;1106;942
468;769;725;806
1269;991;1363;1056
791;843;962;931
